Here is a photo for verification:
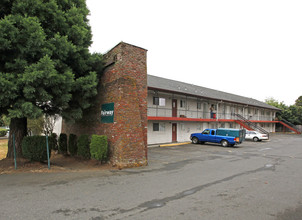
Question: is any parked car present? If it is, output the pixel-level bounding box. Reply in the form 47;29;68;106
190;128;245;147
245;130;268;142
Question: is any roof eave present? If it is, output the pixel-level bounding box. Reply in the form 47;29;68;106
148;86;280;111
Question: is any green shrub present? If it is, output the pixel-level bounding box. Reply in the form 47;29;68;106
58;133;67;154
90;135;108;161
68;134;77;156
22;136;53;162
77;134;90;159
50;133;58;151
0;128;7;137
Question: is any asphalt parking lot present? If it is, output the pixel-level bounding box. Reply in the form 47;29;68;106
0;133;302;220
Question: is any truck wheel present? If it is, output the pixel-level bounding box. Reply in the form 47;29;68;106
221;140;229;147
192;137;199;144
253;137;259;142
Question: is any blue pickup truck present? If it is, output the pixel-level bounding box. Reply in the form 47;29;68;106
190;128;245;147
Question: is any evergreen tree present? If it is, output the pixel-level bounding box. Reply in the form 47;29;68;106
0;0;103;158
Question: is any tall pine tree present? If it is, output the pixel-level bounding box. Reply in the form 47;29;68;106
0;0;103;158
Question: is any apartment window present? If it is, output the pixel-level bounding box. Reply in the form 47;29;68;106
153;123;165;131
180;100;186;108
180;123;185;131
160;123;165;131
153;97;165;106
231;106;235;114
153;97;159;105
153;123;159;131
197;123;202;130
222;105;226;114
197;102;201;109
159;98;165;106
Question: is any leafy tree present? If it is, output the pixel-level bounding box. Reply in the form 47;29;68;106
265;97;302;125
0;115;10;127
0;0;103;158
0;117;4;127
27;116;44;136
295;96;302;107
288;105;302;125
27;114;58;136
265;97;287;119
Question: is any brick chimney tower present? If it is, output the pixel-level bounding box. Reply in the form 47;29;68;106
62;42;148;168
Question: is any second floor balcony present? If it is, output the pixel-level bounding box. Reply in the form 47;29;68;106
148;107;274;122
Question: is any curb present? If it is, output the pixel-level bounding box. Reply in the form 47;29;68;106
159;142;191;147
147;144;160;148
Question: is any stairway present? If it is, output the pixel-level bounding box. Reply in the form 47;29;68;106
279;119;302;134
233;113;270;137
235;120;253;130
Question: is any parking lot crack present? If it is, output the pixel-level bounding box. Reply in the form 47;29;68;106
133;164;277;213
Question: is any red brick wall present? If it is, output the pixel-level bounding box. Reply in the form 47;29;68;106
62;42;148;168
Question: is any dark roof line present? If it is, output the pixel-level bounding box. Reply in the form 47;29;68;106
147;75;280;111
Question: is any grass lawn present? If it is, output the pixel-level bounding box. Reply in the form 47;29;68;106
0;139;8;160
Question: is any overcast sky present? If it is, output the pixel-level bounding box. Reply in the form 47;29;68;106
86;0;302;106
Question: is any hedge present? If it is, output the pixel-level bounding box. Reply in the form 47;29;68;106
77;134;90;159
0;128;7;137
58;133;67;154
90;135;108;161
22;136;54;162
50;133;58;151
68;134;77;156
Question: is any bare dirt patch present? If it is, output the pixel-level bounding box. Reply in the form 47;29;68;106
0;150;116;175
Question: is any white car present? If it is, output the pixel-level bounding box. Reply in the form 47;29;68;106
245;130;269;142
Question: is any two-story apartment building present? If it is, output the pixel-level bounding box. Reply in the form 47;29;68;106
62;42;299;167
147;75;280;145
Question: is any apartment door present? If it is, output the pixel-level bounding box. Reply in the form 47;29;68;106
203;103;208;118
172;99;177;117
172;123;177;142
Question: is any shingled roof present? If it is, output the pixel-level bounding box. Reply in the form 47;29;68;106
147;75;279;111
